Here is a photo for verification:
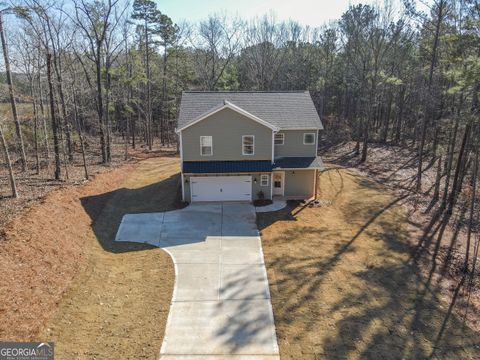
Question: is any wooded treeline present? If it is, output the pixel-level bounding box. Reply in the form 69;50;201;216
0;0;479;270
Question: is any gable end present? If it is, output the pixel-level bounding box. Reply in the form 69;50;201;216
176;101;279;133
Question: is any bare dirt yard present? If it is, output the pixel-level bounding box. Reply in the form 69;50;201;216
1;156;180;359
258;167;480;359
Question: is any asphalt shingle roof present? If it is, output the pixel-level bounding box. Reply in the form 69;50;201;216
273;157;324;170
178;91;323;130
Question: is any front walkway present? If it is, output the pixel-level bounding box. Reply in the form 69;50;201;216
115;203;279;359
255;200;287;213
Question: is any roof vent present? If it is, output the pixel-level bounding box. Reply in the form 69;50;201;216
223;99;228;105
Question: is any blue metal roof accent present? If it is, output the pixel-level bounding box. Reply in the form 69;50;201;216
273;157;324;169
183;160;273;174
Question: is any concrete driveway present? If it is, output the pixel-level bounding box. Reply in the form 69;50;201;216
115;203;280;359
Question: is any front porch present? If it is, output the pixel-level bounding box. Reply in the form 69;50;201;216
272;169;318;200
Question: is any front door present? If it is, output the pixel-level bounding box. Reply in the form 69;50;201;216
273;172;284;196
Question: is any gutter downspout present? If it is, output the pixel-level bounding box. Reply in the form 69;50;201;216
178;129;185;202
271;130;277;200
271;130;276;164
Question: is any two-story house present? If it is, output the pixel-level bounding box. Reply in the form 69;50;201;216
176;91;324;202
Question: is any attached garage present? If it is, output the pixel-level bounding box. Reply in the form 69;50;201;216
190;176;252;202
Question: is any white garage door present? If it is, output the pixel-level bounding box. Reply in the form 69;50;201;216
191;176;252;202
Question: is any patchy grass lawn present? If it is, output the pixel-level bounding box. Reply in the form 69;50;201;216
38;157;180;359
258;167;480;359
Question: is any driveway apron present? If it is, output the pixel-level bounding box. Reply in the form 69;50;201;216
116;203;280;359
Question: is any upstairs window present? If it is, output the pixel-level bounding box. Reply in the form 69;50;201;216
200;136;213;156
274;133;284;145
303;133;316;145
242;135;254;155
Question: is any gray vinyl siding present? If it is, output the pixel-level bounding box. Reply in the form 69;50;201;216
274;130;318;157
284;169;315;198
252;174;271;200
181;108;273;161
182;173;272;203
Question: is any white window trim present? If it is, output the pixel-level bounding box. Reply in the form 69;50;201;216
260;174;269;186
200;136;213;156
274;133;284;145
303;132;316;145
242;135;255;156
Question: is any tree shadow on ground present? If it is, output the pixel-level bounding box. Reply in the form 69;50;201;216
213;268;278;354
80;172;183;253
258;169;480;359
321;142;423;196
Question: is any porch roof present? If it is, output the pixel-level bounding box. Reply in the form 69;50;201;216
272;156;324;170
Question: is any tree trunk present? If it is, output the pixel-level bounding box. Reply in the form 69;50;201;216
446;122;472;216
464;149;478;272
431;126;440;159
126;47;132;158
95;47;107;163
0;12;27;171
105;60;112;163
361;118;368;163
125;116;129;161
442;116;460;208
46;53;61;180
72;85;88;180
432;155;442;204
37;67;51;161
395;86;405;144
31;79;40;175
145;20;152;150
161;42;168;146
382;88;393;143
0;122;18;198
53;55;73;161
132;113;137;149
416;0;446;192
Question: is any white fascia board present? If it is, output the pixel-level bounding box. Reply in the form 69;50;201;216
271;130;275;164
279;127;322;131
274;167;322;170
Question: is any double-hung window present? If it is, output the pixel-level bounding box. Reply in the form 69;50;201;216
274;133;284;145
303;133;316;145
260;174;269;186
200;136;213;156
242;135;254;155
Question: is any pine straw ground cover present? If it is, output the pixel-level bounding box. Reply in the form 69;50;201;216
1;156;179;359
258;167;480;359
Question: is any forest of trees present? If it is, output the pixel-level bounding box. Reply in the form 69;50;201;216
0;1;479;282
